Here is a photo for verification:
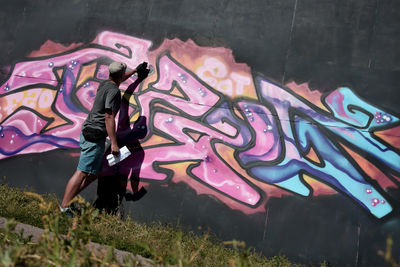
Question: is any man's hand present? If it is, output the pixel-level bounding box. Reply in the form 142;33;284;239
136;62;147;72
121;62;149;82
136;62;149;79
111;143;120;156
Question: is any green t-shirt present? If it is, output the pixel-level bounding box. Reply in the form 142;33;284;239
82;80;121;135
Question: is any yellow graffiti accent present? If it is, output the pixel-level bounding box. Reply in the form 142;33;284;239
233;106;245;121
286;81;329;112
169;85;186;99
340;142;398;189
194;56;258;99
129;111;140;123
56;68;64;80
157;160;199;178
184;129;203;142
373;126;400;149
123;93;137;106
302;175;336;195
153;103;180;114
141;133;176;148
76;62;97;88
0;88;69;131
305;146;322;165
2;89;55;116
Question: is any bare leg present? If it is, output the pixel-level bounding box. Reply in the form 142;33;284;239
61;170;97;208
79;173;99;192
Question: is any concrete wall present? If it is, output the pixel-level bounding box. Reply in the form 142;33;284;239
1;1;399;266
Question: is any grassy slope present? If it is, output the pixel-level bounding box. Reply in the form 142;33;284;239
0;184;323;266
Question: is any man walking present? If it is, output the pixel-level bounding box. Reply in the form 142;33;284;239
60;61;145;214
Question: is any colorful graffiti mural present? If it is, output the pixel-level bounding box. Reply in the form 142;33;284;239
0;31;399;219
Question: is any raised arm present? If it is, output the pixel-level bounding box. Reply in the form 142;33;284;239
121;62;148;83
118;64;150;133
121;68;137;82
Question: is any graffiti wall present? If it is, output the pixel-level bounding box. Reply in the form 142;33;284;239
1;0;399;266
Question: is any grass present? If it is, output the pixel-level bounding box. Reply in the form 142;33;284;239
0;183;325;266
378;235;399;267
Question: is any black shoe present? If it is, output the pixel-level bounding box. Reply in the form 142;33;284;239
69;202;81;215
60;207;74;218
125;187;147;201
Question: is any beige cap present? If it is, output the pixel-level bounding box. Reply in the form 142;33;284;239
109;61;127;74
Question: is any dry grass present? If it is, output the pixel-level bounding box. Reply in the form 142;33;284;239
0;183;319;266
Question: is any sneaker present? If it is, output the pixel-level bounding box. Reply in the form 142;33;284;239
59;206;74;218
69;202;81;215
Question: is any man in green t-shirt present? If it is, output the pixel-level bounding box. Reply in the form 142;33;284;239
60;61;144;215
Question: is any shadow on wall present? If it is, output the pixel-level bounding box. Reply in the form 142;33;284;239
94;69;150;214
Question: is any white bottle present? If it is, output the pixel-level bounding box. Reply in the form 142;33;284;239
106;146;131;166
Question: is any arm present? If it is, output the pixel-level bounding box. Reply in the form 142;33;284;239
119;78;143;131
119;64;149;133
121;62;148;82
105;109;120;156
121;68;137;82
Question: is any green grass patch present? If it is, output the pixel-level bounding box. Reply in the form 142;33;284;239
0;183;324;266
